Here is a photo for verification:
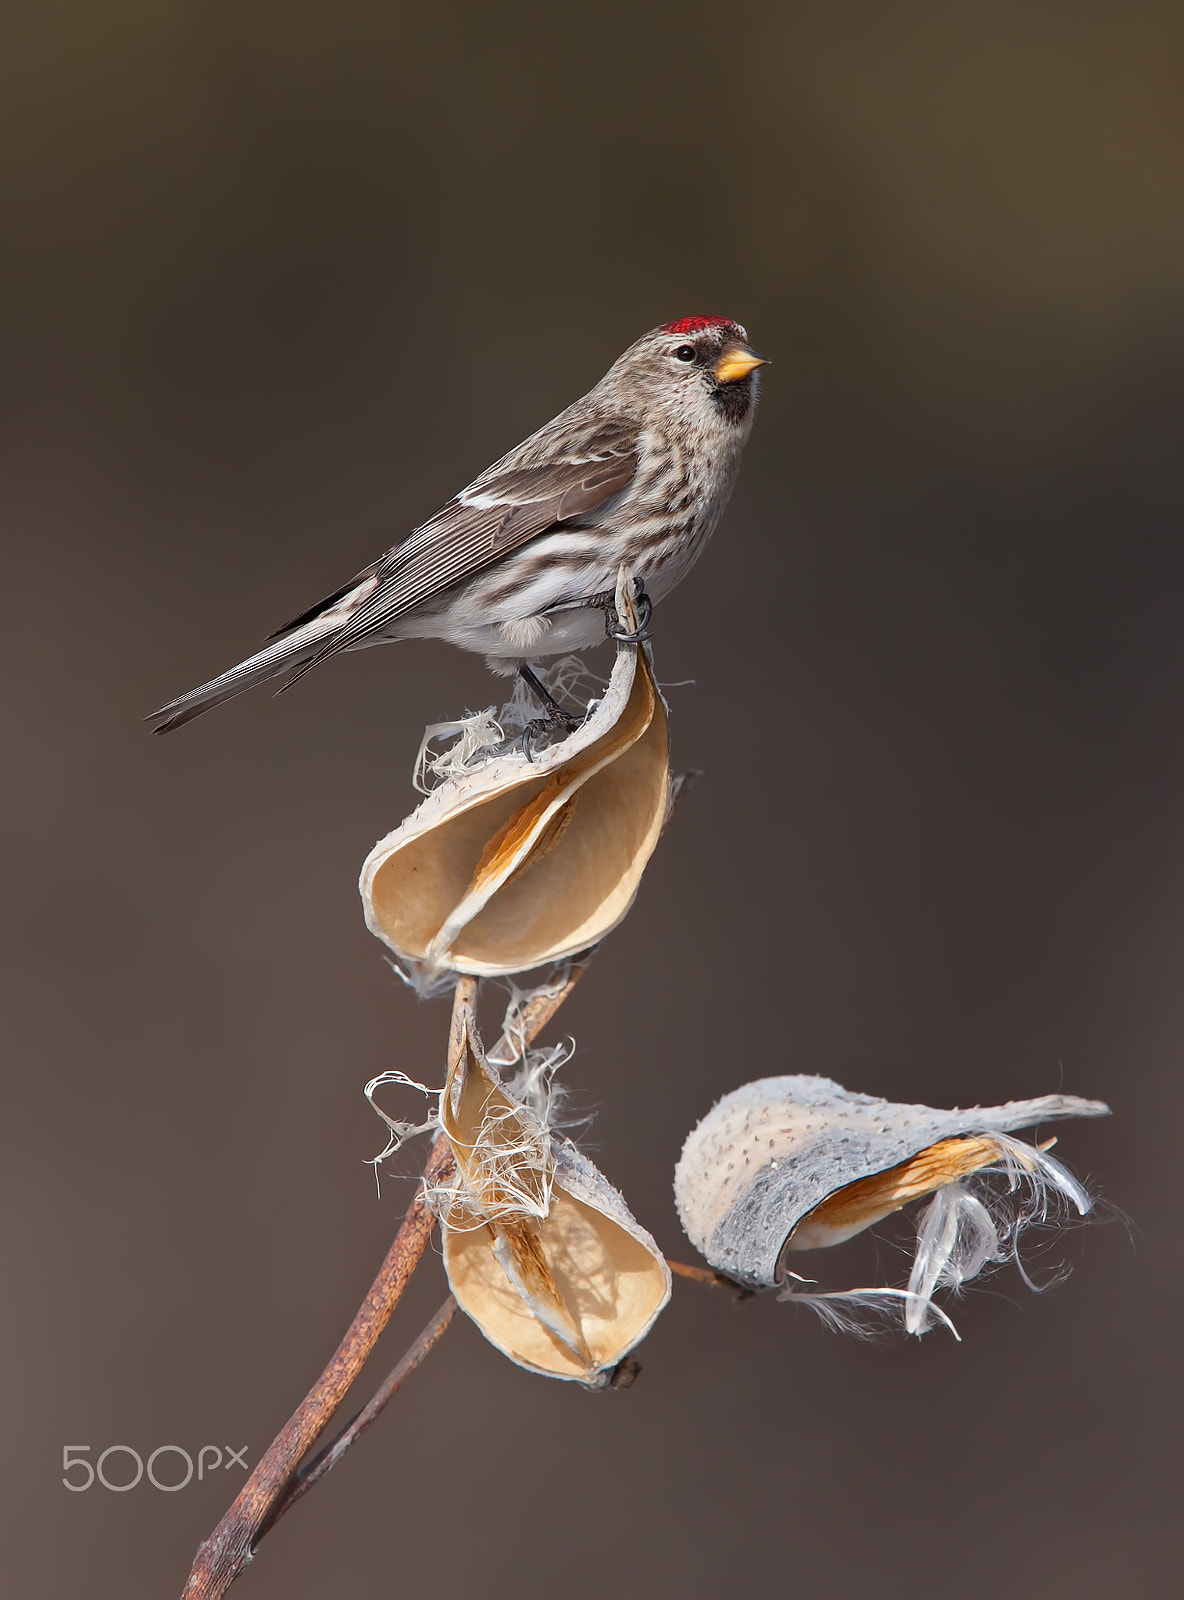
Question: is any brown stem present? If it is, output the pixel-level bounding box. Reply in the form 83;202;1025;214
178;738;693;1595
667;1258;754;1298
179;966;588;1599
180;1127;457;1599
269;1296;458;1525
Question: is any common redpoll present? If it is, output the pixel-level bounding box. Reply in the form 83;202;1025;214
150;316;766;733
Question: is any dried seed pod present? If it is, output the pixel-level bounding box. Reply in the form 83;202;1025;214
359;571;669;984
436;989;670;1383
675;1075;1109;1330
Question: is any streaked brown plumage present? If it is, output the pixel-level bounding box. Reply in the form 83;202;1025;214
150;316;765;733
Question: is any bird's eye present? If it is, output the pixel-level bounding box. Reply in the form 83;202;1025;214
674;344;696;362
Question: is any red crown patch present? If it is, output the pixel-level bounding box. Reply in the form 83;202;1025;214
661;315;734;335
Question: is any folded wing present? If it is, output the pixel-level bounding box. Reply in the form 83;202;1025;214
149;421;639;732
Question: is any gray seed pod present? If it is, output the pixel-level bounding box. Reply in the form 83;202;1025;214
674;1075;1109;1289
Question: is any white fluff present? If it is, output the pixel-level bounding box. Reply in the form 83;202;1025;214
383;952;458;1001
502;1041;579;1130
778;1276;961;1341
429;1090;556;1232
362;1064;559;1228
363;965;586;1201
801;1131;1100;1339
487;967;579;1072
413;707;505;794
410;656;610;796
904;1183;1001;1334
486;966;588;1136
362;1070;440;1194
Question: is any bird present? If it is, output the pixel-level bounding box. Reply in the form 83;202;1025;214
150;315;766;734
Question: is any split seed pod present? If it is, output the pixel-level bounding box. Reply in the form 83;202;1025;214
360;570;669;983
675;1076;1108;1332
436;989;670;1383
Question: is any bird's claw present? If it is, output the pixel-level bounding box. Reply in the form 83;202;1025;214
604;581;653;643
521;709;581;763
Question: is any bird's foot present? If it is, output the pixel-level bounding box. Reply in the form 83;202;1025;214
521;714;578;761
518;664;584;761
603;578;653;643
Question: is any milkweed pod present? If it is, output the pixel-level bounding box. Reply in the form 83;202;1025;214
359;570;669;983
436;991;671;1383
674;1075;1110;1290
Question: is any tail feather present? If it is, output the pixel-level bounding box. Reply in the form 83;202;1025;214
148;614;343;734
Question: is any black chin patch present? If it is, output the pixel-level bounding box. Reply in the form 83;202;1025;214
709;377;753;424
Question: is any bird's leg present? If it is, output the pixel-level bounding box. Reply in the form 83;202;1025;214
603;577;653;643
518;664;583;761
518;664;582;726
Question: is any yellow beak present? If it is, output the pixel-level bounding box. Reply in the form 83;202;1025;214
714;343;769;384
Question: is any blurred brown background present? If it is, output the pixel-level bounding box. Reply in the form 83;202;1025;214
3;3;1182;1594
